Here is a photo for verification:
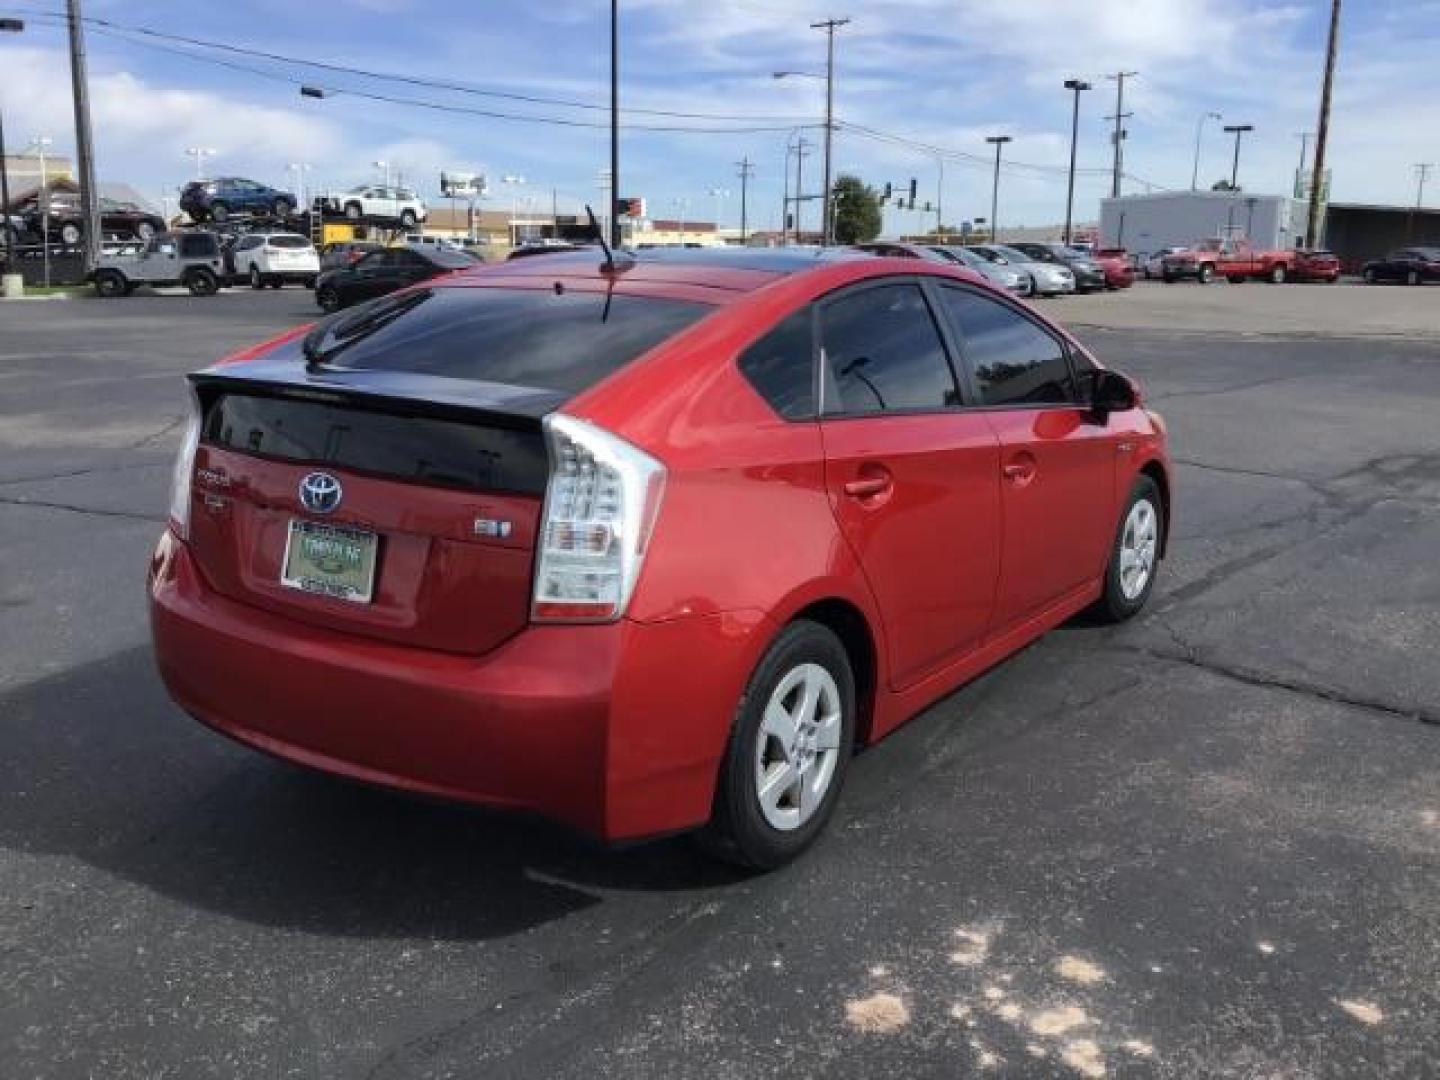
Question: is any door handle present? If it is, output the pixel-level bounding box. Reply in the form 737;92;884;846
844;476;892;498
1002;454;1038;485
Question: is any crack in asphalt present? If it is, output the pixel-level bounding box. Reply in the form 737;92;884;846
1146;371;1317;404
1118;644;1439;728
0;458;172;489
0;494;163;524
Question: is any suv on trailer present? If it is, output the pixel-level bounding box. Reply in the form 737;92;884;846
321;185;428;228
180;178;297;224
92;232;227;297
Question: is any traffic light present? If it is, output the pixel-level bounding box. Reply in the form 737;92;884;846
908;177;918;203
882;182;893;202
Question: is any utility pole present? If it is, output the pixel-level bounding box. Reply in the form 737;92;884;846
1105;71;1137;199
0;17;24;284
66;0;100;271
1063;78;1090;245
986;135;1012;244
1306;0;1341;248
791;135;811;243
609;0;620;248
810;17;849;246
735;156;754;242
1416;164;1435;209
935;155;944;237
1191;111;1221;190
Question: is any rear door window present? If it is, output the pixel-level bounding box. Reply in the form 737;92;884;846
820;282;958;415
936;286;1076;407
179;235;216;258
308;287;711;395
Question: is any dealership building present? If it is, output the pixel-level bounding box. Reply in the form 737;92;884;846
1099;190;1440;270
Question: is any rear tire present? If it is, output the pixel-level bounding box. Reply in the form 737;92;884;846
400;209;418;229
210;203;229;223
1093;475;1164;623
698;620;856;870
345;202;363;220
317;284;342;312
1269;263;1287;284
186;269;218;297
1197;263;1213;284
249;265;263;290
94;270;127;298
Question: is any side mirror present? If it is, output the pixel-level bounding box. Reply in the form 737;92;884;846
1088;369;1138;418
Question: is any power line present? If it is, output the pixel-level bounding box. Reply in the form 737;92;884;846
12;6;816;124
17;11;811;134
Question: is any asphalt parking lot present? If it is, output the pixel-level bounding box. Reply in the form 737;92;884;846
1;283;1437;1079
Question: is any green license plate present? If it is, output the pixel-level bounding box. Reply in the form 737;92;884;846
281;519;378;603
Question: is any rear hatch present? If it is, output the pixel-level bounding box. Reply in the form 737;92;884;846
183;283;711;655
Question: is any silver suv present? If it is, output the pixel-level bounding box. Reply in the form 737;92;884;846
92;232;227;297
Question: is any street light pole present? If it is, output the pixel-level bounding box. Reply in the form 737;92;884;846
185;146;215;181
810;17;849;246
30;136;53;287
0;17;24;283
1223;124;1254;189
610;0;620;248
985;135;1012;244
1063;78;1090;245
1191;111;1221;190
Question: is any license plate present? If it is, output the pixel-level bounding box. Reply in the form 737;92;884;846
281;519;378;603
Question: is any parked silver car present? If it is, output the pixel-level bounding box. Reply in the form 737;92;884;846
929;246;1032;296
967;244;1076;296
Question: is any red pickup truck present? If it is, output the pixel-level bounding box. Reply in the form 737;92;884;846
1162;239;1299;284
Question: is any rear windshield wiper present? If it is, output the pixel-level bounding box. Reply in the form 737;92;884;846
303;289;433;370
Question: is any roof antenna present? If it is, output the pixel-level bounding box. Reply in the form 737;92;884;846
586;204;613;267
586;203;633;274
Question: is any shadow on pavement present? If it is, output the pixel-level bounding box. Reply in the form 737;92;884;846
0;646;748;943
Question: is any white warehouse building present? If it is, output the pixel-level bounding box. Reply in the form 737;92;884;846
1099;191;1311;255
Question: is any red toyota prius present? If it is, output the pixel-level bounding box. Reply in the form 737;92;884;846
149;248;1171;868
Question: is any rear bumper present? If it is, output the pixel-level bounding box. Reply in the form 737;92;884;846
149;531;767;841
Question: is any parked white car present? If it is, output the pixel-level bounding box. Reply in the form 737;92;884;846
404;233;464;250
230;233;320;289
322;185;427;228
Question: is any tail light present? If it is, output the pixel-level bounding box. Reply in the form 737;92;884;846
532;414;666;623
167;387;203;540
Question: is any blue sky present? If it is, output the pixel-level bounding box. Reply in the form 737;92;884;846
3;0;1437;233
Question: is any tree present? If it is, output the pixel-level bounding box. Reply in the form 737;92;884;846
831;174;882;244
1211;179;1241;192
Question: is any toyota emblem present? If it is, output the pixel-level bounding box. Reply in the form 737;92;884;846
298;471;343;514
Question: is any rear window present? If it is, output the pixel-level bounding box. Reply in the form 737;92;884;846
268;235;311;249
311;286;710;394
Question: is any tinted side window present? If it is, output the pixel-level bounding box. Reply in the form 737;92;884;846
738;308;815;420
180;235;216;257
938;287;1075;406
821;284;957;415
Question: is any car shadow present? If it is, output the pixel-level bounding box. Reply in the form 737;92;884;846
0;647;749;944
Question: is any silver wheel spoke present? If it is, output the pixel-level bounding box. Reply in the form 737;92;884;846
813;708;842;751
762;701;797;750
759;761;799;812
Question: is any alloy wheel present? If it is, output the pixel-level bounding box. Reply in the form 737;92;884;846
753;663;843;832
1118;498;1158;601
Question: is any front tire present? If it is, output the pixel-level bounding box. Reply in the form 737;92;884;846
1269;263;1287;284
1197;263;1214;284
1094;476;1164;623
1408;269;1420;286
699;620;856;870
249;265;264;290
1364;267;1377;284
317;284;342;312
209;202;229;223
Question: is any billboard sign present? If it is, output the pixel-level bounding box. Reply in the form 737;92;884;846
441;171;488;197
616;196;646;218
